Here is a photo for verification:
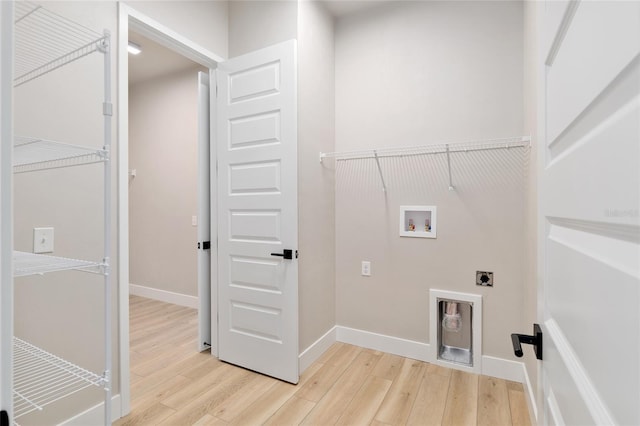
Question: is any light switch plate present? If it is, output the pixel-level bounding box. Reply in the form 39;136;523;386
33;227;54;253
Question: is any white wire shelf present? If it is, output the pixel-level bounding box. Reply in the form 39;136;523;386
320;136;531;192
13;251;104;277
14;2;108;87
319;136;531;162
13;337;106;420
14;136;108;173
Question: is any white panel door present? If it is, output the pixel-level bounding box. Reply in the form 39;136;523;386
216;40;298;384
197;71;212;353
538;2;640;425
0;1;13;422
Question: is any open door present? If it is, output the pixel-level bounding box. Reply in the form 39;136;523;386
197;71;212;353
216;40;298;384
538;1;639;424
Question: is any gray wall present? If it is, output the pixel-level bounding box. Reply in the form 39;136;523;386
129;66;206;298
334;1;527;360
297;1;336;353
228;0;297;57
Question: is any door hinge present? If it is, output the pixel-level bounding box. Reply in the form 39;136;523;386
197;241;211;250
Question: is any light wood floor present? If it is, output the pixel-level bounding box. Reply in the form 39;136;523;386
116;296;531;426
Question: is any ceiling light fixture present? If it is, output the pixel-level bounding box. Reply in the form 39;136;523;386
128;41;141;55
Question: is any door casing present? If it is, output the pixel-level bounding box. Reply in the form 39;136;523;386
117;3;223;416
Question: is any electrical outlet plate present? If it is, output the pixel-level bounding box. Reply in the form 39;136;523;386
361;261;371;277
476;271;493;287
33;227;54;254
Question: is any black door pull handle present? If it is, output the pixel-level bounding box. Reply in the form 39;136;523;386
511;323;543;360
271;249;293;260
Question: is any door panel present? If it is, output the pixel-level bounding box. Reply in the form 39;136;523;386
539;1;640;425
546;1;640;143
216;40;298;384
197;72;212;353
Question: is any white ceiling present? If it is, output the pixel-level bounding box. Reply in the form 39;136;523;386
128;31;202;86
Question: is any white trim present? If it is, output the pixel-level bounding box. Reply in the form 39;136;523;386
335;325;528;385
117;3;223;417
481;355;524;382
129;283;198;309
125;6;223;67
58;394;121;426
116;3;131;416
0;1;14;418
298;326;336;374
547;388;566;426
336;326;430;363
429;289;482;374
522;361;539;425
545;319;615;425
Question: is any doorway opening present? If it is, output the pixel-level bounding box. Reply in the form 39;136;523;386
118;4;222;416
127;28;206;407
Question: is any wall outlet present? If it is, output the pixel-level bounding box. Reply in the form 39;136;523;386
33;227;54;253
476;271;493;287
361;261;371;277
192;215;198;226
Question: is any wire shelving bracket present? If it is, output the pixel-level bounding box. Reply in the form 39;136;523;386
319;136;531;192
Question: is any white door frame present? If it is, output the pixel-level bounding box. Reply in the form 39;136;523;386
0;1;14;420
117;3;223;416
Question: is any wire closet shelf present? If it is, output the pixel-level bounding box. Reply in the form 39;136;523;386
10;1;113;425
14;1;108;87
13;136;108;173
13;337;106;420
319;136;531;162
13;251;104;277
319;136;531;192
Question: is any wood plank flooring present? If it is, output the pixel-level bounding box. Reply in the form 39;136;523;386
116;296;531;426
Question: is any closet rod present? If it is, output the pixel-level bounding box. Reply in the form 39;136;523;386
319;136;531;163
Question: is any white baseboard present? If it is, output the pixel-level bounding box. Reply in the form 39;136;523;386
481;355;524;382
334;325;528;386
336;326;431;363
298;326;337;374
58;394;121;426
522;362;538;425
129;283;198;309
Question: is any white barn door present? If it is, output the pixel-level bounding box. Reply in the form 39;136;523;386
216;40;298;384
538;1;639;424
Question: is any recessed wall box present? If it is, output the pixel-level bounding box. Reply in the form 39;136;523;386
399;205;437;238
